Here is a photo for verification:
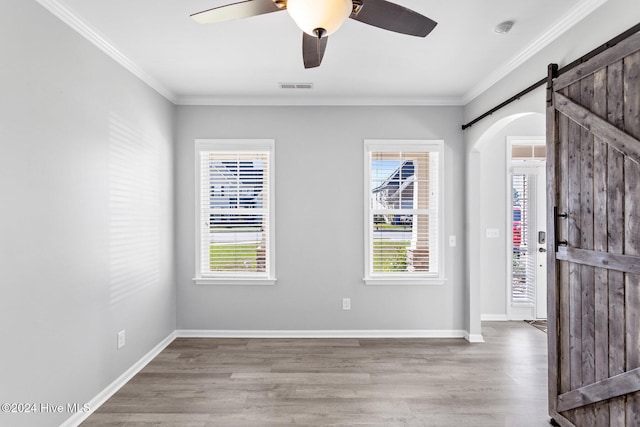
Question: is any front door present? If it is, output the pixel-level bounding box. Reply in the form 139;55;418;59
510;142;547;320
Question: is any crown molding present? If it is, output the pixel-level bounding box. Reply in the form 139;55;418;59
31;0;462;108
35;0;605;108
176;95;465;107
34;0;178;104
462;0;608;104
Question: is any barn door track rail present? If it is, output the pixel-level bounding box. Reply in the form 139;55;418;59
462;22;640;130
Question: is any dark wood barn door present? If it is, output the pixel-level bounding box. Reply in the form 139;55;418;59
547;31;640;426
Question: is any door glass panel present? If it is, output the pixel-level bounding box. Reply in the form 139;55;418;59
512;173;535;304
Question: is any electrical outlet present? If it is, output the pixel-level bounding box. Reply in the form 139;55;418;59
117;330;126;349
449;235;456;247
342;298;351;310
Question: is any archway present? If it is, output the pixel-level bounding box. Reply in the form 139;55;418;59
465;99;545;341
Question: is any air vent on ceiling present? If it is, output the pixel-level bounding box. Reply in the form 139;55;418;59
279;82;314;89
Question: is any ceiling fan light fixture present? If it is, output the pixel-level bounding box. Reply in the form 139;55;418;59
286;0;352;37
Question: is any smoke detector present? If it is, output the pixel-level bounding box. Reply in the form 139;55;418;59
494;21;514;35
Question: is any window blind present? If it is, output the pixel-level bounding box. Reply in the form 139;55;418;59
198;149;271;279
365;143;442;281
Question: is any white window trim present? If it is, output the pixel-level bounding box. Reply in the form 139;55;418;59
193;139;276;286
363;139;445;286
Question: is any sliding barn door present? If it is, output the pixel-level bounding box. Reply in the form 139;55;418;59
547;31;640;426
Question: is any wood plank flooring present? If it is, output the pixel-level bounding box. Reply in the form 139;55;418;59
82;322;550;426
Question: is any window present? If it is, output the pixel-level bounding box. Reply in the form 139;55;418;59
194;140;275;285
364;140;444;285
511;141;546;161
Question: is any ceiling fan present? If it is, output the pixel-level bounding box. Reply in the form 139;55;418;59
191;0;437;68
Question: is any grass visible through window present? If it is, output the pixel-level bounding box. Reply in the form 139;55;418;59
210;240;410;273
209;243;261;272
373;241;409;272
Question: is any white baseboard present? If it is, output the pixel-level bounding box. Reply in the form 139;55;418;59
176;329;467;339
507;315;536;321
464;332;485;343
481;314;508;321
60;331;177;427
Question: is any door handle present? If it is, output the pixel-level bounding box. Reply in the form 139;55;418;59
539;247;547;253
553;207;568;252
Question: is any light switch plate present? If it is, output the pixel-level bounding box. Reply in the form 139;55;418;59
117;330;126;349
486;228;500;239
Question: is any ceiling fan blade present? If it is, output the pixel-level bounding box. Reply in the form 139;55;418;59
302;33;328;69
350;0;437;37
191;0;284;25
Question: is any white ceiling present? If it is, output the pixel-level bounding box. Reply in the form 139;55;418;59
38;0;605;104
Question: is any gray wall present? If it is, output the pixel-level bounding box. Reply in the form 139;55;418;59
176;106;467;331
0;1;175;426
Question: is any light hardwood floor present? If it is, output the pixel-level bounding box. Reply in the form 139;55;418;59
82;322;550;426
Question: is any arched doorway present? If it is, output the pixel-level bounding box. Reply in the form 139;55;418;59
465;105;545;340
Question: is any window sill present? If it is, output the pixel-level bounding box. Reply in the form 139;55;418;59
363;277;445;286
194;277;277;286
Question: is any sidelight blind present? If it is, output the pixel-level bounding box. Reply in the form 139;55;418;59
195;140;274;283
511;173;535;304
